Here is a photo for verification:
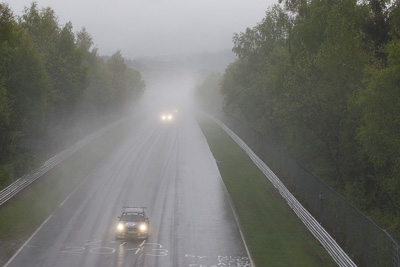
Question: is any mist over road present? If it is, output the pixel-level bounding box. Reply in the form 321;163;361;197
6;105;251;266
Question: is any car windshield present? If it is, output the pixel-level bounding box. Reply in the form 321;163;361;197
120;212;144;222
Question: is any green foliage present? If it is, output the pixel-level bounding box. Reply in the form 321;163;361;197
7;28;52;135
390;1;400;40
359;43;400;170
0;4;14;163
357;39;400;237
124;67;145;100
362;0;391;59
20;5;87;118
20;3;59;57
196;72;223;111
76;27;93;52
218;0;400;241
0;2;145;190
0;79;10;161
82;54;113;114
279;0;367;184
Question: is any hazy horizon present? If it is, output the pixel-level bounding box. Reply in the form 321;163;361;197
5;0;277;59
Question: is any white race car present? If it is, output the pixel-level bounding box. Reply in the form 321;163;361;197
115;207;149;240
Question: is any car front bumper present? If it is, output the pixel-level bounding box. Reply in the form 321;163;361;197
116;229;147;239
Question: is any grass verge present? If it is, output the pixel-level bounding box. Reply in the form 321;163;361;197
196;114;337;267
0;117;137;265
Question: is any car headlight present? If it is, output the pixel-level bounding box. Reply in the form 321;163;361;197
161;114;173;121
139;223;147;232
117;223;125;231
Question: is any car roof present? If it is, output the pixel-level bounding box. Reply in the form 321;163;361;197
123;207;146;214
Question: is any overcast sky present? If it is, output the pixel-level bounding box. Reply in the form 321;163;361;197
6;0;277;59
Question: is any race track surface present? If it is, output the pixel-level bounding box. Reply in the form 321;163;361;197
6;111;252;267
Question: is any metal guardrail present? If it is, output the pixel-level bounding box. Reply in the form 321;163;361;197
211;110;399;266
0;118;127;206
207;114;356;267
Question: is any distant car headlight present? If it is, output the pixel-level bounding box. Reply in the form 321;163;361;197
117;223;125;231
161;114;173;121
139;223;147;232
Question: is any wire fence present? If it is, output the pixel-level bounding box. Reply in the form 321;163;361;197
206;113;356;266
213;111;399;267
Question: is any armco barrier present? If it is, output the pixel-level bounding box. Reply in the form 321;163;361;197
0;118;127;206
205;113;356;267
211;111;399;267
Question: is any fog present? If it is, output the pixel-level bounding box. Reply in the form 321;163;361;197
135;67;199;120
6;0;276;59
4;0;281;152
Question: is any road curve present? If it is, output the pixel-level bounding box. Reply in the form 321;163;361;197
6;111;252;267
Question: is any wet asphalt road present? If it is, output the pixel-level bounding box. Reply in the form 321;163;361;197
6;111;251;267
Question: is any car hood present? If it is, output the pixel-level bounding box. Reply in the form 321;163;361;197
122;221;141;227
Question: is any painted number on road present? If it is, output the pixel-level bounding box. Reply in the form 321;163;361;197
61;240;169;257
186;255;252;267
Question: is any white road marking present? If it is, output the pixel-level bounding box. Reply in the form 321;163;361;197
139;240;146;247
4;215;53;267
125;248;141;254
147;249;168;257
61;247;85;254
84;239;102;246
110;241;126;247
90;247;115;255
142;242;162;249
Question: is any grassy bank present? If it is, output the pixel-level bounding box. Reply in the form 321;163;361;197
0;117;137;264
196;114;337;267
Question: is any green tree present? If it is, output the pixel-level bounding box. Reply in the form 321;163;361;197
1;2;52;151
7;28;52;150
20;4;88;119
357;39;400;236
124;67;145;100
280;0;367;184
83;56;113;114
0;3;52;187
389;0;400;40
222;5;291;136
52;22;88;117
362;0;391;60
217;0;400;243
106;50;144;112
0;2;146;191
196;72;223;112
20;3;59;57
76;27;93;53
0;3;14;163
0;81;10;161
107;50;126;108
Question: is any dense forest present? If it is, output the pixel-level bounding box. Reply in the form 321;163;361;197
0;3;145;190
198;0;400;241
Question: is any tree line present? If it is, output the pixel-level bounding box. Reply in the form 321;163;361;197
198;0;400;241
0;3;145;190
